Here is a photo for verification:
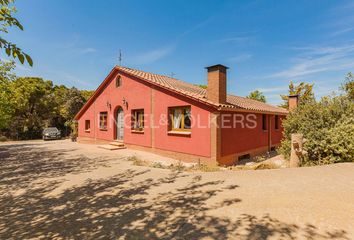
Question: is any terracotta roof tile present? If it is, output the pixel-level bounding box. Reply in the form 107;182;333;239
118;66;288;114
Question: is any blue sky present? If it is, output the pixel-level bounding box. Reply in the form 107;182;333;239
5;0;354;104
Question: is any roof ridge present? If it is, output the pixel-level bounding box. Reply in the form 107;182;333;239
115;66;288;114
117;65;182;82
227;94;286;110
117;65;206;91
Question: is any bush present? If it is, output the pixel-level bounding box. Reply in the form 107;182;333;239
279;95;354;165
0;135;7;142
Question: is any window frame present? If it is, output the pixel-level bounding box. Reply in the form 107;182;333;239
115;75;122;88
85;120;90;132
131;109;144;132
262;114;267;131
274;115;279;130
99;112;108;130
168;106;191;132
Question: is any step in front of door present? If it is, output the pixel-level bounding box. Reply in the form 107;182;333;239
109;141;125;147
98;144;126;151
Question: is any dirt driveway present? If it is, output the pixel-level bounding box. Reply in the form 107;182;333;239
0;140;353;239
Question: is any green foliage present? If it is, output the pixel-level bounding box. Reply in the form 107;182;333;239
246;90;266;103
0;60;15;128
279;93;354;166
0;60;91;139
0;0;32;66
195;84;207;89
0;135;7;141
9;77;54;139
279;81;315;108
80;90;94;101
342;72;354;100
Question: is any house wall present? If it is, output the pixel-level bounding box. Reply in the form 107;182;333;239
77;70;212;160
78;71;152;147
153;88;212;158
219;112;284;165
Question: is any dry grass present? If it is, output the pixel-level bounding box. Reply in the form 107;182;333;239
188;164;220;172
130;155;279;172
128;155;149;167
230;161;280;171
150;162;164;169
130;156;222;173
168;161;186;172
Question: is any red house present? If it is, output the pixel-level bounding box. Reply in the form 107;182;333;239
75;64;288;166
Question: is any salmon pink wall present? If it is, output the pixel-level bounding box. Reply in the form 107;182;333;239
220;112;284;156
153;88;212;157
78;71;152;147
271;115;285;144
78;70;212;157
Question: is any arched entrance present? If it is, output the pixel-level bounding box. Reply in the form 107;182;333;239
115;107;124;141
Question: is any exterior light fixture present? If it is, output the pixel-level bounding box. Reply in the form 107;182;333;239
106;101;111;110
122;98;128;108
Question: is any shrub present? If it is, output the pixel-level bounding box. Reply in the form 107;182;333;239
151;162;165;169
168;161;185;172
128;156;149;166
0;135;7;142
189;164;220;172
279;95;354;165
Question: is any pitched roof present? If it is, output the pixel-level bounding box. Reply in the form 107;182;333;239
75;66;288;120
118;66;288;115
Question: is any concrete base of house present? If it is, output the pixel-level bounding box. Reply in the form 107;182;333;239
219;145;281;166
77;137;280;167
124;143;215;165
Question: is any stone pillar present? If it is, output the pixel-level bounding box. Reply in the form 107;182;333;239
290;133;307;167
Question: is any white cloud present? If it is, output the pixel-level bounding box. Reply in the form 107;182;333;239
219;36;252;43
80;47;97;54
134;45;176;65
63;73;94;87
256;86;289;93
330;27;354;37
267;44;354;79
228;53;253;63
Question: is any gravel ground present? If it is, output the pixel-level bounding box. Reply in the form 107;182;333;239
0;139;353;239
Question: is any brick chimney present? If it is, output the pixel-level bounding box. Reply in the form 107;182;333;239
288;94;299;111
206;64;228;104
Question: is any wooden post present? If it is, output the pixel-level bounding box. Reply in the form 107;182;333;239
290;133;306;167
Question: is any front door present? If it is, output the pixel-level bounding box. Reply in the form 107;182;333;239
116;107;124;141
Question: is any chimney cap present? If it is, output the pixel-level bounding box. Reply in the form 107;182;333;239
205;64;229;71
288;94;299;98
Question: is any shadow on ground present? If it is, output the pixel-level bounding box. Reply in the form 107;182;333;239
0;143;349;239
0;143;111;190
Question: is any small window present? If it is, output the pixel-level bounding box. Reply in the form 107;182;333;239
132;109;144;132
116;75;122;88
262;114;267;131
85;120;90;131
275;115;279;130
99;112;108;130
169;106;191;131
238;154;251;161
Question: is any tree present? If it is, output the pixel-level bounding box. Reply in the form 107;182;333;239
279;76;354;166
246;90;266;103
9;77;54;139
279;81;315;108
0;59;15;129
80;89;94;101
0;0;32;66
64;87;86;120
0;59;92;139
194;84;207;89
342;72;354;101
